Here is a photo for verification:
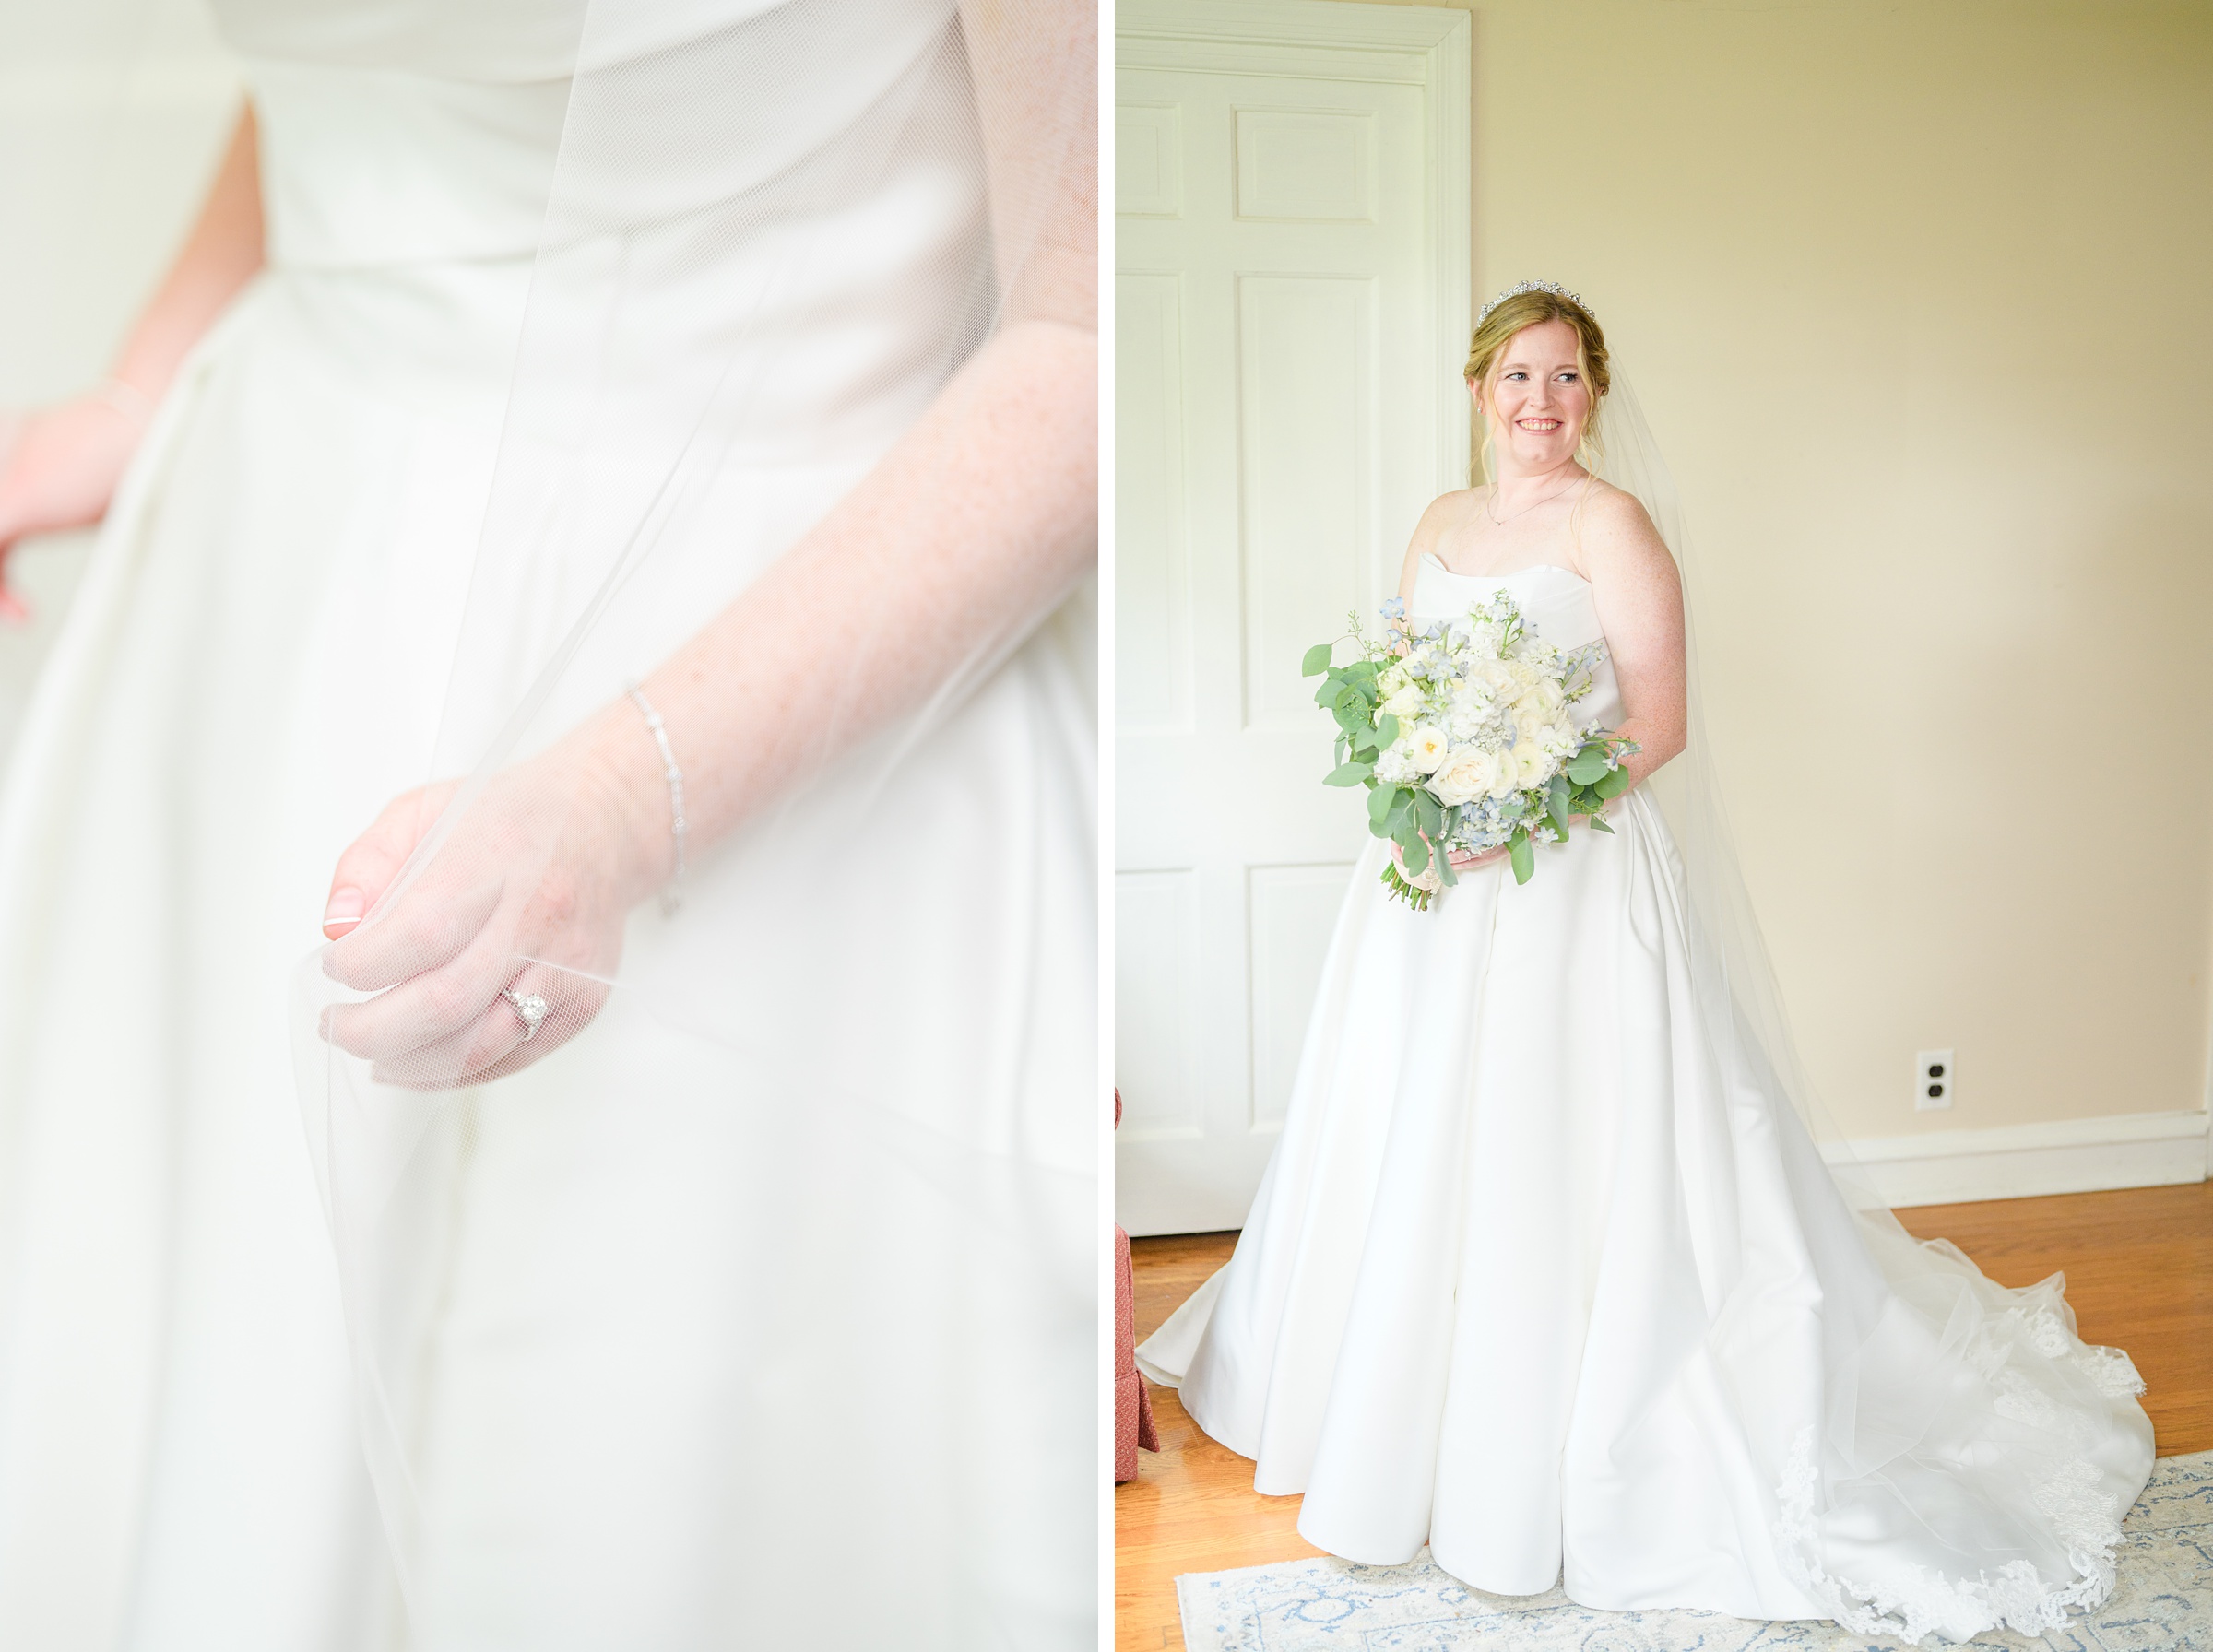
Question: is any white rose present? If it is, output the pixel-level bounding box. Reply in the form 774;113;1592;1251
1403;724;1450;773
1429;746;1501;806
1381;685;1425;721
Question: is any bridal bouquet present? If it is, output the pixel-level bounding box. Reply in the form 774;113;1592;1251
1303;594;1639;909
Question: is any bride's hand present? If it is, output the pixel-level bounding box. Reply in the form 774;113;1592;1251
1447;845;1506;870
0;394;148;620
1391;834;1507;881
316;724;669;1090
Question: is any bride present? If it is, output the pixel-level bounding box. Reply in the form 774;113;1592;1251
0;0;1094;1646
1138;283;2154;1646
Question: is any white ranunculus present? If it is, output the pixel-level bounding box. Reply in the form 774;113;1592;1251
1516;680;1565;721
1404;724;1450;773
1511;738;1553;787
1429;747;1501;806
1381;685;1425;721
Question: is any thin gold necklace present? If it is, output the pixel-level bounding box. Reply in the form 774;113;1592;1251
1484;467;1585;526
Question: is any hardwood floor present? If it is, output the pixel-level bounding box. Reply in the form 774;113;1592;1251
1115;1180;2213;1652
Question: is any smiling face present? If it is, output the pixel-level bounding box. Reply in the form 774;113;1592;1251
1471;319;1592;473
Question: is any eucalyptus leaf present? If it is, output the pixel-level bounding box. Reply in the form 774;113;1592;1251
1509;832;1534;885
1414;790;1442;840
1374;712;1401;749
1401;833;1430;877
1595;765;1633;799
1565;749;1610;785
1325;761;1373;786
1367;784;1400;829
1302;643;1333;677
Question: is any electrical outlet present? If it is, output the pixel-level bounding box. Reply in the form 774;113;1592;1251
1915;1048;1955;1111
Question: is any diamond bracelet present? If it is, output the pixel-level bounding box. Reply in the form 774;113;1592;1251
623;680;687;916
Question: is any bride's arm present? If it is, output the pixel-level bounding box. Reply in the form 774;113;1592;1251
0;109;263;617
607;0;1100;862
1578;489;1687;790
318;2;1096;1084
566;317;1095;902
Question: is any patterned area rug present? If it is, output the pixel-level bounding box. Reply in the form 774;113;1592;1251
1176;1451;2212;1652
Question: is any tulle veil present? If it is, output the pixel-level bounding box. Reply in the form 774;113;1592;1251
1577;365;1882;1199
254;0;1101;1642
1570;354;2153;1643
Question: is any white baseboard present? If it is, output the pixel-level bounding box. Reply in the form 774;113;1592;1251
1824;1109;2210;1209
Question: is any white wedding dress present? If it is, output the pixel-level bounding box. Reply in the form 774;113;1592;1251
0;2;1093;1647
1139;556;2153;1646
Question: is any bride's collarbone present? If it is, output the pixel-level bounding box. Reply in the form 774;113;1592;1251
1427;489;1580;580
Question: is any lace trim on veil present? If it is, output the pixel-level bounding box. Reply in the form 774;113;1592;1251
1774;1319;2147;1646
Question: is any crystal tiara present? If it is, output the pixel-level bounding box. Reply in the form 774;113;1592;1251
1478;279;1588;326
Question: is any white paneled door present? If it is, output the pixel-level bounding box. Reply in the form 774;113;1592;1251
1115;2;1471;1235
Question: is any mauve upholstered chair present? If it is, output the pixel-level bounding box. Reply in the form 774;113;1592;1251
1114;1091;1159;1482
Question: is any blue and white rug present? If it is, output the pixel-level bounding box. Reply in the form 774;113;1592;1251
1175;1451;2213;1651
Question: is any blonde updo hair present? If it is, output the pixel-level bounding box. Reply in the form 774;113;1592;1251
1463;286;1610;483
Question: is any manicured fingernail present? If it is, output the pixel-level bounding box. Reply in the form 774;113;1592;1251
324;888;364;933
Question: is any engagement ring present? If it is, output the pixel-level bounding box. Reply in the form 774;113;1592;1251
500;988;549;1042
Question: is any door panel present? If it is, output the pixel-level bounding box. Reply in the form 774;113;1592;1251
1115;6;1469;1234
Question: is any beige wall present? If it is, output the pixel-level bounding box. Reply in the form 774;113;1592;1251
1323;0;2213;1138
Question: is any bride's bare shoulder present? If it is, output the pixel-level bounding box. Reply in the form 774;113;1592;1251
1575;478;1676;584
1397;490;1480;585
1579;480;1666;549
1412;487;1485;540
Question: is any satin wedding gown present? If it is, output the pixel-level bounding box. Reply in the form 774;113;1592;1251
1139;556;2153;1646
0;2;1092;1647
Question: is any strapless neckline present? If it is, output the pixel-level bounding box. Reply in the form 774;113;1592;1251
1419;553;1587;587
